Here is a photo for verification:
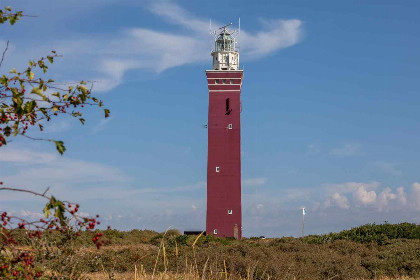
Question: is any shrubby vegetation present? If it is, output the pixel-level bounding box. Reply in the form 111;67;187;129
302;222;420;245
7;223;418;279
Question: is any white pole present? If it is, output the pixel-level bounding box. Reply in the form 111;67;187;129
302;208;305;237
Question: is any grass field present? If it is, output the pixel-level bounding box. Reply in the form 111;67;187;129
8;223;420;279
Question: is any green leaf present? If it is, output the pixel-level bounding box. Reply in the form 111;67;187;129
47;56;54;63
53;140;66;155
79;85;88;94
31;87;43;95
79;118;85;125
24;100;36;113
104;108;110;118
43;207;51;218
3;127;11;137
9;68;17;74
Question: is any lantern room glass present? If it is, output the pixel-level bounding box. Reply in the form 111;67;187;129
215;32;235;52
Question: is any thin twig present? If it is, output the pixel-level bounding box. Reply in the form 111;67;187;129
0;40;9;68
21;134;54;143
0;186;51;199
42;186;50;196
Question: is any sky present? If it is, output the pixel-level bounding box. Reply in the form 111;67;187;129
1;0;420;237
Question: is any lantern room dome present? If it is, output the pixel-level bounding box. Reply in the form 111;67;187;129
215;31;235;52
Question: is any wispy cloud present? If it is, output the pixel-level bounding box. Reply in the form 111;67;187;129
325;193;350;209
0;147;56;164
243;177;267;187
330;143;361;156
92;116;114;134
372;161;403;176
1;1;303;93
0;146;130;201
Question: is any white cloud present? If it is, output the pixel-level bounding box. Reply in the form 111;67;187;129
240;19;302;58
376;187;397;211
0;146;130;201
411;182;420;210
326;192;350;209
323;181;379;195
396;187;407;206
243;177;267;187
1;2;303;93
0;148;56;163
330;143;361;156
20;210;44;220
322;182;414;212
353;185;377;205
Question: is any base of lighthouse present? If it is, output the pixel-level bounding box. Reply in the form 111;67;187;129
206;70;243;239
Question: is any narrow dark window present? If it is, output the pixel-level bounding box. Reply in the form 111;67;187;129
225;98;232;115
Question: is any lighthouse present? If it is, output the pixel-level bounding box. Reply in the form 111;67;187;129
206;24;243;239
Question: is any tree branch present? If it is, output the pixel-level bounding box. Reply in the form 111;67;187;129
0;186;51;199
0;40;9;68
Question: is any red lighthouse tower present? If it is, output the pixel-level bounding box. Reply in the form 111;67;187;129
206;24;243;239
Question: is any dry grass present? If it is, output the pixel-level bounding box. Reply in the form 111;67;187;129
9;225;419;279
85;271;418;280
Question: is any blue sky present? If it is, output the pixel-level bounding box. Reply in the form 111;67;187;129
1;0;419;237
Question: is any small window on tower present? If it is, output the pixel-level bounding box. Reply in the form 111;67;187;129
216;166;220;173
228;209;233;215
230;79;234;84
215;79;220;84
213;229;218;235
228;124;233;130
223;79;227;84
225;98;232;115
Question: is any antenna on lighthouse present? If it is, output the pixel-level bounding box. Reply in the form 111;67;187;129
219;22;233;31
238;18;241;50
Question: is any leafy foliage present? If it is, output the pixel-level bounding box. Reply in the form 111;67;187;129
302;223;420;245
0;6;23;25
0;5;111;279
0;50;109;154
0;6;109;154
